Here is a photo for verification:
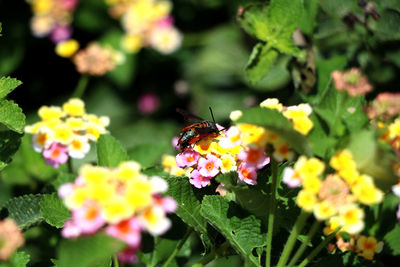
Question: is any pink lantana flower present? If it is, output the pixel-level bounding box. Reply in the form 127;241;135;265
42;143;69;168
117;245;139;263
238;147;270;169
238;163;258;185
61;0;78;10
106;218;142;246
282;167;302;188
72;203;106;234
156;16;174;28
189;169;212;188
58;183;74;198
198;154;221;177
218;126;241;148
397;205;400;226
176;150;200;168
61;220;81;238
137;93;160;115
154;195;177;213
50;25;72;43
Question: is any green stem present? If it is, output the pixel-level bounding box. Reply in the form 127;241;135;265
265;158;278;267
67;158;73;174
287;220;321;267
328;91;348;138
72;74;89;99
195;241;231;267
112;254;119;267
298;227;341;267
162;228;193;267
276;211;310;267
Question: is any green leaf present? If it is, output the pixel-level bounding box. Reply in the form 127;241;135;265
341;96;369;132
40;193;70;228
237;4;270;41
0;100;25;133
0;130;22;171
1;135;60;184
128;142;168;169
3;194;44;229
384;226;400;256
163;175;214;250
0;251;30;267
0;77;22;99
57;234;125;267
248;55;291;92
346;130;398;191
307;113;336;157
239;0;303;47
236;107;313;156
299;0;318;35
96;134;128;168
233;187;269;221
0;179;11;207
319;0;359;18
200;196;267;266
0;22;2;36
314;55;347;105
373;9;400;41
245;44;278;85
313;88;347;136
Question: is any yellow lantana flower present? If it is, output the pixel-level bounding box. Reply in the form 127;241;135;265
63;98;85;117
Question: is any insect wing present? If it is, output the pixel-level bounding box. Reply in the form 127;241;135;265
176;108;205;125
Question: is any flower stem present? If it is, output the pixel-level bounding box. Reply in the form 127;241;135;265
72;74;89;99
67;158;73;174
162;228;193;267
112;254;119;267
265;158;278;267
287;220;321;267
276;210;310;267
298;227;341;267
195;241;231;267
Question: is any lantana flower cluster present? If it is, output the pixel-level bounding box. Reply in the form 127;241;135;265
58;161;176;263
106;0;182;54
175;129;270;188
283;149;384;235
24;98;109;168
0;218;25;261
331;68;373;97
328;233;383;261
72;42;123;76
26;0;78;43
171;98;314;188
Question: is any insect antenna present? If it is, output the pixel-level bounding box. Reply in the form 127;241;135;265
209;107;226;132
209;107;216;124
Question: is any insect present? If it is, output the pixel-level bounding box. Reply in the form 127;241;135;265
176;107;221;151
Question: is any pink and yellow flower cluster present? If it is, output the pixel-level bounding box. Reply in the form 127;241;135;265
59;161;176;263
0;218;25;261
24;98;109;168
283;149;384;235
328;234;383;261
72;42;123;76
331;68;373;97
106;0;182;54
26;0;78;43
171;99;315;188
174;124;270;187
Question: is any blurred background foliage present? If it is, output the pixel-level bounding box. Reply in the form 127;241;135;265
0;0;400;265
